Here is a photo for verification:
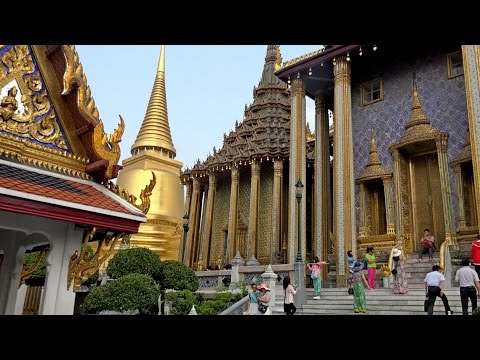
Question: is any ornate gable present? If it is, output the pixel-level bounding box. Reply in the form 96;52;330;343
0;45;125;182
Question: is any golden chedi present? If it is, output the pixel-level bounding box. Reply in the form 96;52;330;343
117;46;184;259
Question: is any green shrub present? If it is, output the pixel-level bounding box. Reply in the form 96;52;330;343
82;273;159;314
23;251;46;286
473;307;480;316
164;290;195;315
157;260;198;292
107;248;161;279
195;291;244;315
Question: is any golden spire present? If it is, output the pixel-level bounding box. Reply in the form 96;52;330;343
367;129;381;166
405;83;430;130
131;45;176;156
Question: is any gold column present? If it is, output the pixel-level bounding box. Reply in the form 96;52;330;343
391;149;403;237
314;95;329;262
247;161;261;259
179;181;193;262
436;136;456;242
288;77;307;263
333;55;354;285
185;178;200;267
382;176;395;235
227;167;240;262
196;186;208;269
358;182;367;238
461;45;480;227
453;165;466;229
271;159;283;262
191;185;203;267
199;173;216;266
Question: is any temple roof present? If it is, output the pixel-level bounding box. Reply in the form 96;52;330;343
0;159;145;232
131;46;176;156
182;45;291;180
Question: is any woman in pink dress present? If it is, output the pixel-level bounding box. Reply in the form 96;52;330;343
307;256;328;299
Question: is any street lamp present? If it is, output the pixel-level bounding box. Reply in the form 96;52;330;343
181;213;189;263
295;179;304;262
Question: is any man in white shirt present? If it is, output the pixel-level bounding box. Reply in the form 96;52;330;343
455;258;480;315
424;265;452;315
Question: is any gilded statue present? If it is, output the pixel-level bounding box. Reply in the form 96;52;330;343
0;87;18;121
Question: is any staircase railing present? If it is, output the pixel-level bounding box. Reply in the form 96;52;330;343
219;295;249;315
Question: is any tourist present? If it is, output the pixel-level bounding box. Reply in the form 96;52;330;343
244;282;260;315
256;283;271;315
418;228;435;262
424;265;453;315
307;256;328;299
351;261;370;313
347;250;356;269
283;275;297;315
365;247;377;289
391;248;408;295
471;234;480;278
454;258;480;315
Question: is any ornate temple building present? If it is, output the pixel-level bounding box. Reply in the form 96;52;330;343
0;45;150;314
116;46;184;260
182;44;480;286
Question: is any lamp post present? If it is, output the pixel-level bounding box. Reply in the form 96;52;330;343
181;213;189;263
295;179;304;262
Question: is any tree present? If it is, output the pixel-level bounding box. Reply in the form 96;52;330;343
82;273;159;314
157;260;198;292
107;247;161;279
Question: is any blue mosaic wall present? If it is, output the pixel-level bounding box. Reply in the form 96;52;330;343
351;47;468;228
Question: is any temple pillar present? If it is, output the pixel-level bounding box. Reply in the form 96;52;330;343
382;176;395;235
391;148;403;238
314;95;329;262
199;173;216;267
333;55;354;286
185;178;200;267
288;77;307;263
179;181;193;262
461;45;480;227
271;159;283;263
453;165;466;229
358;182;367;238
196;186;208;269
227;167;240;262
436;136;456;242
247;161;261;259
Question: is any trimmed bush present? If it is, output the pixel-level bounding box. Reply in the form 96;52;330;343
195;291;244;315
107;247;161;279
473;307;480;316
23;251;46;286
157;260;198;292
82;273;159;314
164;290;195;315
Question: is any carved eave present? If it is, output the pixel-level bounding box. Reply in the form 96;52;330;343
60;45;124;182
450;131;472;166
0;132;91;179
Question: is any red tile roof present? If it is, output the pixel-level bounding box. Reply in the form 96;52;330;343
0;160;145;221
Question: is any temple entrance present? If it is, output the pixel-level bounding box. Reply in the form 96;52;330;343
409;153;445;251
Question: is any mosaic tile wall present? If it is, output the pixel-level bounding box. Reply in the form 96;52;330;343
351;47;468;229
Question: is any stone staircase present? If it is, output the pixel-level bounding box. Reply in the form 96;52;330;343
272;252;468;315
273;287;464;315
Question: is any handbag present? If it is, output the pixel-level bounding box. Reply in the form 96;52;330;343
424;298;429;312
348;287;354;295
258;303;268;313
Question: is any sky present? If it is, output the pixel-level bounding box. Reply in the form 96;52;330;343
76;45;323;169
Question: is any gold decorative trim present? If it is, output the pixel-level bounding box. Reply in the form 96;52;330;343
103;171;155;214
67;227;131;291
278;47;325;70
19;247;48;287
62;45;124;180
0;132;91;179
0;45;69;151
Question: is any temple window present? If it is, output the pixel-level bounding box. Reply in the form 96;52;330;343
447;51;464;78
361;78;383;106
